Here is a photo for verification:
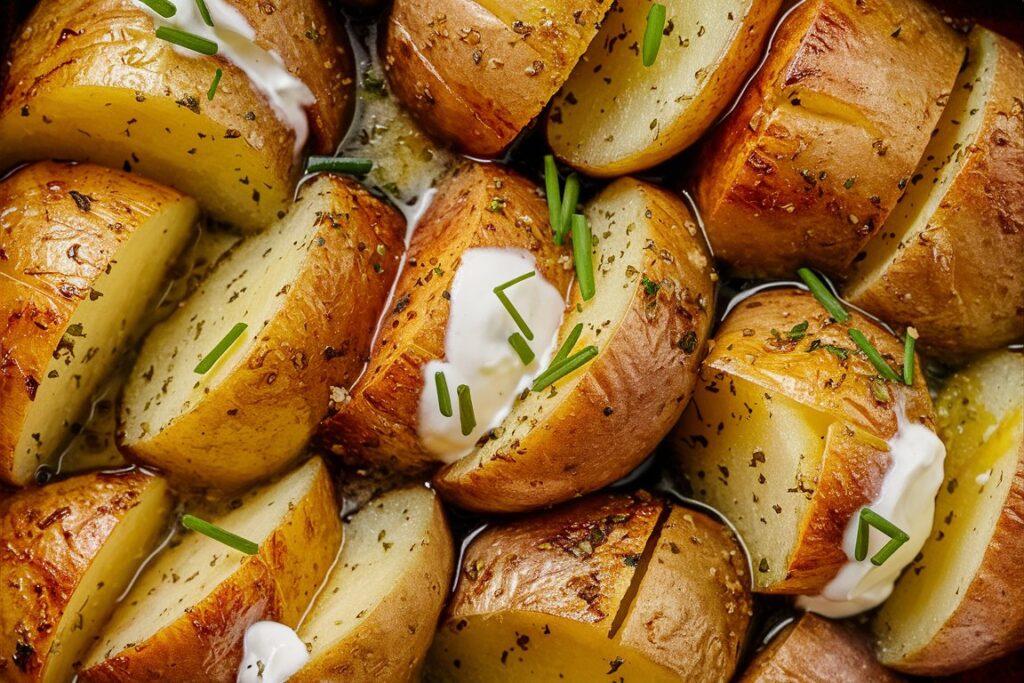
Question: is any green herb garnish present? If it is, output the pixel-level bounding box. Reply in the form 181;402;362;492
903;328;917;385
571;214;595;301
848;329;901;382
508;332;535;365
195;0;213;26
642;3;667;67
641;275;660;296
824;344;849;360
544;154;562;239
181;514;258;555
305;156;373;176
797;267;849;323
194;322;247;374
788;320;809;341
155;26;218;55
494;271;536;341
207;67;222;101
139;0;177;18
435;371;453;417
556;173;580;245
532;345;598;392
855;508;909;566
457;384;476;436
551;323;583;366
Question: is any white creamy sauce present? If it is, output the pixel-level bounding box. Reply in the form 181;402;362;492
798;401;946;618
975;469;992;486
133;0;315;155
418;248;565;462
237;621;309;683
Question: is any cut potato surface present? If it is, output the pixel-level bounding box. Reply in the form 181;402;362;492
547;0;781;175
874;351;1024;675
694;0;965;278
427;493;751;682
292;486;454;682
80;457;341;683
120;175;404;489
0;470;173;683
0;161;198;487
435;177;716;513
0;0;353;231
844;27;1024;357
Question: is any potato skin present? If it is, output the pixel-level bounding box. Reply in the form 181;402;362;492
694;0;964;278
0;470;172;682
0;161;197;487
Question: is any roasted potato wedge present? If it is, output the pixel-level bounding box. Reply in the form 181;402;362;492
547;0;781;176
693;0;965;278
426;492;752;682
119;175;404;490
844;27;1024;358
79;457;341;682
0;0;353;231
291;486;454;682
0;470;173;683
384;0;612;157
671;289;937;595
436;177;716;512
874;351;1024;675
0;161;198;487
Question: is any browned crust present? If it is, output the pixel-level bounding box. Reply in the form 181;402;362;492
0;470;172;682
694;0;965;278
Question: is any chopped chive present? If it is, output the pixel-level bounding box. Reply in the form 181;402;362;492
854;508;909;566
552;323;584;365
195;0;214;26
457;384;476;436
532;345;598;392
139;0;177;18
903;328;917;385
494;270;536;292
155;26;218;55
494;271;536;341
194;322;247;374
797;267;849;323
544;155;562;238
848;329;901;382
556;173;580;245
181;514;258;555
305;156;373;176
642;3;667;67
571;214;595;301
435;371;452;417
508;333;535;365
207;67;222;101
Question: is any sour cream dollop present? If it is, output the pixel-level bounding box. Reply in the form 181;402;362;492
797;401;946;618
418;248;565;462
133;0;315;155
237;621;309;683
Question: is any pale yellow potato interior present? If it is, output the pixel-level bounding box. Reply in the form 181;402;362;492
83;460;322;667
12;198;196;484
875;352;1024;663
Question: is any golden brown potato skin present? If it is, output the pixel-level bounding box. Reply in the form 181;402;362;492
694;0;965;278
0;470;172;682
319;162;572;474
0;161;195;487
740;613;904;682
384;0;612;157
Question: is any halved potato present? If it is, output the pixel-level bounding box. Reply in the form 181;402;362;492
0;161;198;486
384;0;613;157
292;486;454;682
670;288;936;593
79;457;341;682
436;177;716;512
547;0;781;176
873;351;1024;675
693;0;965;278
739;613;903;683
0;470;173;683
426;492;752;682
0;0;353;231
844;27;1024;357
119;175;404;490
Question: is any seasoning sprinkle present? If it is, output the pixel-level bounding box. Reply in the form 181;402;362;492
181;514;258;555
532;345;598;392
435;371;453;418
139;0;177;18
571;213;595;301
207;67;223;101
797;267;849;322
305;156;373;176
544;155;562;239
855;508;909;566
508;332;535;365
494;270;536;341
556;173;580;245
457;384;476;436
903;327;917;385
195;0;214;26
194;322;247;374
848;329;901;382
642;3;667;67
156;26;218;55
552;323;584;366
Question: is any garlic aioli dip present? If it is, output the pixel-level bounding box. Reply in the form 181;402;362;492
237;621;309;683
133;0;315;155
798;402;946;618
419;248;565;462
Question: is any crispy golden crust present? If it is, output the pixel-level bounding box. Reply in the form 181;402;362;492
740;613;904;682
0;161;197;487
319;162;572;474
694;0;965;278
0;470;172;682
384;0;612;157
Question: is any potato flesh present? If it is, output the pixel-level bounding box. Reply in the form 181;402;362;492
13;199;195;484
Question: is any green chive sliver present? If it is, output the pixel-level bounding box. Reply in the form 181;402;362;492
903;329;917;385
494;271;536;341
196;0;214;26
797;267;849;323
156;26;218;55
551;323;583;366
435;371;453;417
532;345;598;392
642;4;667;67
305;156;373;176
556;173;580;246
848;329;901;382
457;384;476;436
508;333;535;365
207;67;223;101
854;508;909;566
194;322;247;374
139;0;177;18
181;514;258;555
571;213;595;301
544;155;562;239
